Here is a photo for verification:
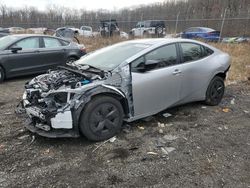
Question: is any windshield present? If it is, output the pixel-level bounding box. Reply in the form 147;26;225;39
76;42;150;70
0;35;19;49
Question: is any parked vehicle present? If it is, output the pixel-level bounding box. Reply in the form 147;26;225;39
8;27;25;33
21;38;231;141
79;26;94;37
99;19;120;37
180;27;220;42
130;20;166;37
222;36;250;43
27;27;47;34
0;34;86;82
54;27;80;43
0;27;10;33
0;32;9;38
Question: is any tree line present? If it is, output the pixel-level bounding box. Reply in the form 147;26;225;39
0;0;249;36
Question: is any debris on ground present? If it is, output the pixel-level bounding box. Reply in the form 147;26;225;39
162;113;172;118
4;112;12;115
222;108;230;113
164;123;173;127
159;129;164;134
147;151;158;155
161;147;176;155
163;135;178;141
201;106;207;109
92;136;117;153
17;135;29;140
230;98;235;105
109;136;117;143
30;135;35;144
138;126;145;130
243;110;249;114
157;122;165;128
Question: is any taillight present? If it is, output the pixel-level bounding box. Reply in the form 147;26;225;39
80;47;86;53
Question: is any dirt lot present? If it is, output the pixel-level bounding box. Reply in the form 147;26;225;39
0;39;250;187
0;75;249;187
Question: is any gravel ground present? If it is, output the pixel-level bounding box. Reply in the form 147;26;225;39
0;76;249;188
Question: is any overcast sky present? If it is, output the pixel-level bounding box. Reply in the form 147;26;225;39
0;0;165;11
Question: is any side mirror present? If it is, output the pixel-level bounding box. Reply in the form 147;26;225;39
145;59;160;66
10;46;22;53
135;60;159;72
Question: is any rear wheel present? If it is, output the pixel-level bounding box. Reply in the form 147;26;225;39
205;76;225;106
0;67;4;83
79;96;124;141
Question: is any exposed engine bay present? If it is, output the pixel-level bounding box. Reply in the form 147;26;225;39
20;64;132;138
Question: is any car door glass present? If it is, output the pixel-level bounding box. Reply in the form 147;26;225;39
145;44;177;68
180;43;203;62
131;44;178;72
14;37;39;49
44;37;62;48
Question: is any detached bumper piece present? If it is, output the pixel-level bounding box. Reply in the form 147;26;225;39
25;119;80;138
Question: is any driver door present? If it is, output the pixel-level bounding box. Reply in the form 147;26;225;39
131;43;182;118
5;37;44;77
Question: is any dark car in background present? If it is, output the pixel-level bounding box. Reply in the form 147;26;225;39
180;27;220;42
99;19;120;37
0;34;86;82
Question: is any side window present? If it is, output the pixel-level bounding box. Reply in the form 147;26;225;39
44;37;62;48
202;46;214;57
180;43;203;62
14;37;39;49
60;40;70;46
145;44;178;68
131;44;178;72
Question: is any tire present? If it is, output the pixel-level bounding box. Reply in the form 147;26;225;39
205;76;225;106
66;57;77;64
155;26;164;37
0;66;4;83
79;96;124;141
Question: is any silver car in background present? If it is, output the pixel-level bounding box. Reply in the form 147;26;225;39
21;38;231;141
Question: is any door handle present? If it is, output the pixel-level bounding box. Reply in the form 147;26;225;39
34;50;40;53
172;69;182;75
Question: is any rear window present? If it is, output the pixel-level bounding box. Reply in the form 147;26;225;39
180;43;203;62
180;43;214;62
44;37;62;48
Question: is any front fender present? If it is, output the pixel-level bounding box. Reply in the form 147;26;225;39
73;85;126;125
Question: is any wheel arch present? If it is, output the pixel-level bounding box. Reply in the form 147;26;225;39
75;86;130;128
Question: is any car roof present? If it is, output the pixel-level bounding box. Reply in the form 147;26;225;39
9;34;65;40
123;38;203;45
187;27;215;32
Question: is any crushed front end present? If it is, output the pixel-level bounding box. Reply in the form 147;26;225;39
21;66;104;138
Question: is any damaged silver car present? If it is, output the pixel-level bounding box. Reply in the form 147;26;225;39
21;38;231;141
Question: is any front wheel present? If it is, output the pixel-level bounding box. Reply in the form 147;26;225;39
79;96;124;141
205;76;225;106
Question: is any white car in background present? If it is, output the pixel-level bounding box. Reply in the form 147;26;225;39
8;27;25;33
79;26;94;37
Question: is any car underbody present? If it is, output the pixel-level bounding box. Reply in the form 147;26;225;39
21;65;133;138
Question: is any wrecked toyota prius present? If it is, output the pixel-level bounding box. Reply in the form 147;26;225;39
21;38;231;141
